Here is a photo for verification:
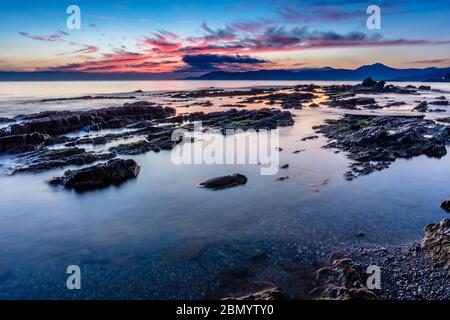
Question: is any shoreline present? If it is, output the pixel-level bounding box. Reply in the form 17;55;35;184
0;80;449;300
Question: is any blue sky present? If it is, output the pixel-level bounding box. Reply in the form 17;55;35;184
1;0;449;74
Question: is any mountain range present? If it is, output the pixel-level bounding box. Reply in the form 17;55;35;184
185;63;450;82
1;63;449;82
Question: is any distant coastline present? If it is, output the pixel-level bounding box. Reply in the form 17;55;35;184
1;63;449;82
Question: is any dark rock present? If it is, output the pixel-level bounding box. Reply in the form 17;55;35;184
421;219;450;275
315;114;450;179
0;133;51;153
301;135;319;141
440;199;450;212
219;104;247;108
48;159;141;191
186;108;294;132
436;117;450;123
362;77;377;87
413;101;428;112
14;148;115;173
383;101;406;108
375;80;386;90
430;100;449;106
312;258;380;300
171;88;271;99
198;173;248;190
280;164;289;169
329;97;377;110
40;95;136;103
0;117;14;123
110;140;152;155
3;102;176;136
223;287;283;301
324;82;418;97
356;232;366;237
419;85;431;90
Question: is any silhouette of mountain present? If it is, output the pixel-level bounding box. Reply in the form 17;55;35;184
1;63;450;81
185;63;450;82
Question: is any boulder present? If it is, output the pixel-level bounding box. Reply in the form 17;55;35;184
198;173;248;190
441;199;450;212
414;101;428;112
48;159;141;191
362;77;377;87
421;219;450;275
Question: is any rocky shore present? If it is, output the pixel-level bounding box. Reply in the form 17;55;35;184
224;218;450;301
0;80;449;300
314;114;450;180
0;99;294;191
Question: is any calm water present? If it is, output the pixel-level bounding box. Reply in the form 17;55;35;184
0;81;449;299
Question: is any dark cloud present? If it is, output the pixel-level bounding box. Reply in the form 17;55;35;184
409;58;450;64
181;54;268;72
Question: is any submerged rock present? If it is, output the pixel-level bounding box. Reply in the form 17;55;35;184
198;173;248;190
301;135;319;141
421;219;450;276
48;159;141;191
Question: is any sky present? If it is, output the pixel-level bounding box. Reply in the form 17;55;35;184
0;0;450;77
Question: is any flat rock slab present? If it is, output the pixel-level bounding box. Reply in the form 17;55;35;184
315;114;450;180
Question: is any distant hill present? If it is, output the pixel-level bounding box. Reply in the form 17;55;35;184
1;63;450;81
184;63;450;82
